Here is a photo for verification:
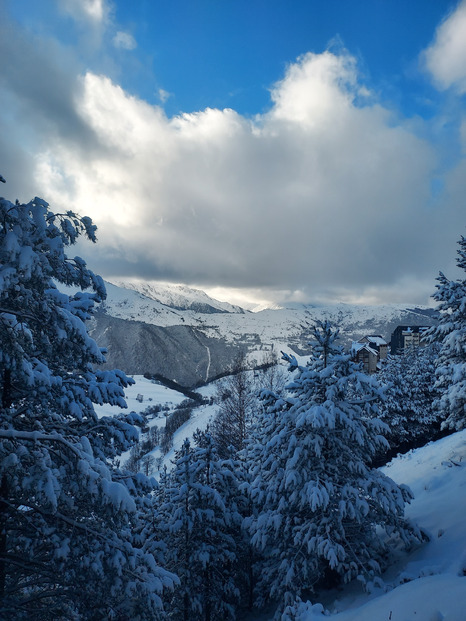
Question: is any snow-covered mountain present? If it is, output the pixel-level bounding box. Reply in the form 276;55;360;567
109;280;245;314
91;281;437;386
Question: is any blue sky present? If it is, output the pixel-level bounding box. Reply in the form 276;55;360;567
1;0;466;306
117;0;455;119
6;0;455;117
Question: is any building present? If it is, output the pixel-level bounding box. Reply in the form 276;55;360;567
351;342;379;374
351;335;389;374
357;335;389;360
390;326;430;354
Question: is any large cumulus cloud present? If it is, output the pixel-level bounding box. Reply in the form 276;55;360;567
1;6;464;305
423;0;466;93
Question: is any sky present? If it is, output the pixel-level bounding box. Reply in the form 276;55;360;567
1;0;466;308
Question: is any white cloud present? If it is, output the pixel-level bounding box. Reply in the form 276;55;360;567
423;0;466;93
113;31;136;51
58;0;112;50
158;88;171;104
61;0;109;24
269;51;360;127
28;52;453;306
1;7;464;306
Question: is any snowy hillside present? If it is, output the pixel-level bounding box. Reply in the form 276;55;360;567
100;280;220;326
109;280;245;314
92;281;437;384
95;375;188;417
96;374;243;473
100;375;466;621
297;431;466;621
102;281;435;350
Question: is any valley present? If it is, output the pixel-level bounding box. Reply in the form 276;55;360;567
91;280;437;385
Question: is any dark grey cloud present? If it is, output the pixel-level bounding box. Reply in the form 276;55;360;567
1;8;465;307
0;9;103;205
0;17;92;137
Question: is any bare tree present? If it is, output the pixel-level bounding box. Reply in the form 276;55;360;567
211;352;256;457
257;349;287;394
142;454;156;476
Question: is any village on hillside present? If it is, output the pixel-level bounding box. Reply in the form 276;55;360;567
351;325;430;374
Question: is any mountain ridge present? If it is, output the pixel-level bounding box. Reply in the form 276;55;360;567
91;281;437;386
108;280;246;314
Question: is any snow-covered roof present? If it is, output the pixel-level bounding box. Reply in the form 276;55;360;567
367;335;387;345
351;342;378;356
358;335;388;346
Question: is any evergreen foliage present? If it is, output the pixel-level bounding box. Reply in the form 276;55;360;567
161;432;241;620
429;234;466;431
246;321;422;615
161;401;195;454
376;344;443;456
0;194;174;619
1;185;455;620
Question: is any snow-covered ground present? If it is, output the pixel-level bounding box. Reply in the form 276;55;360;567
95;375;221;472
296;430;466;621
95;374;188;418
155;381;219;470
98;376;466;620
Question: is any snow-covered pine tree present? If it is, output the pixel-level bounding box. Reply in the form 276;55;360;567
233;446;262;615
162;433;241;620
429;233;466;430
376;343;442;457
247;321;422;615
0;193;174;619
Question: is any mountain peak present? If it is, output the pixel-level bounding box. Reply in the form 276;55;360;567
108;280;246;314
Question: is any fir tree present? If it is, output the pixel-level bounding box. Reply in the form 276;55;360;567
376;343;442;456
0;193;174;619
429;233;466;430
247;321;422;615
162;432;241;620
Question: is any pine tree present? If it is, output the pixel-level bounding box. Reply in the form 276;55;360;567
233;445;262;615
429;233;466;430
247;321;422;615
162;433;241;620
0;193;174;619
376;343;442;456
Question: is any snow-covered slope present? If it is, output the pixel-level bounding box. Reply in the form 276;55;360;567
100;281;213;326
100;375;466;620
92;281;437;384
299;431;466;621
102;281;435;350
95;375;188;417
109;280;245;314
